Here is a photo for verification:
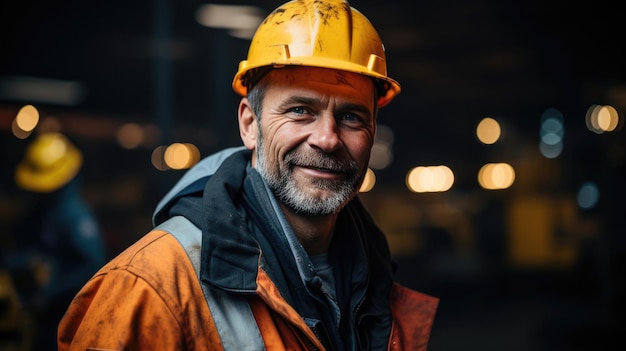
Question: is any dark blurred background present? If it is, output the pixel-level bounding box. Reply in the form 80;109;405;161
1;0;624;350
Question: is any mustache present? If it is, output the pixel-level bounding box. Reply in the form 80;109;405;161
285;150;359;174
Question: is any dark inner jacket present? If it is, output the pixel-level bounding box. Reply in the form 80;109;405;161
156;149;396;351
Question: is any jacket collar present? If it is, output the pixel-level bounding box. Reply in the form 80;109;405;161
161;148;395;349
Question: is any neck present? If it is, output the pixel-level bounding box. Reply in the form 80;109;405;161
279;203;338;255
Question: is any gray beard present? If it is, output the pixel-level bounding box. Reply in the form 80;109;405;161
256;137;360;216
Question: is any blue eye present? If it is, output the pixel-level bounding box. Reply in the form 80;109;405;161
339;113;358;121
290;106;307;114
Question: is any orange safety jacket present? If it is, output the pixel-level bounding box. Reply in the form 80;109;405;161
58;149;439;350
58;224;438;351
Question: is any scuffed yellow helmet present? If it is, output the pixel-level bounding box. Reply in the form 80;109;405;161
232;0;400;107
15;132;83;193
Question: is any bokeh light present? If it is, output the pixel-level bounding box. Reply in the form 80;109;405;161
406;165;454;193
577;182;600;210
478;163;515;190
586;104;621;134
14;105;39;132
369;124;395;170
359;168;376;192
539;108;564;159
476;117;501;144
117;123;145;149
163;143;201;170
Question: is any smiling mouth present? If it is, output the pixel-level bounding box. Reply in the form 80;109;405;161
294;164;346;181
306;165;341;173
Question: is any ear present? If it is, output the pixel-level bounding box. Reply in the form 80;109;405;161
238;97;258;151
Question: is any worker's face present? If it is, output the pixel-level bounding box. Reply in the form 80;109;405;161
239;66;376;215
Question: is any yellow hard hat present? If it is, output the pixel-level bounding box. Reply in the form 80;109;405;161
232;0;401;107
15;132;83;193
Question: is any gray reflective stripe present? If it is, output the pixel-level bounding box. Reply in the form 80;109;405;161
156;216;203;272
156;216;265;351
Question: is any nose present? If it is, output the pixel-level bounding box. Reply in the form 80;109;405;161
307;115;342;153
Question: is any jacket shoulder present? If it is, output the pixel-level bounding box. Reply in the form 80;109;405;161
104;230;191;273
58;229;221;350
96;229;204;310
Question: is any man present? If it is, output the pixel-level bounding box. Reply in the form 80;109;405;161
6;132;108;351
58;0;438;350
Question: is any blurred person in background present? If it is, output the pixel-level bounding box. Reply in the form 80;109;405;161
57;0;438;350
2;132;108;351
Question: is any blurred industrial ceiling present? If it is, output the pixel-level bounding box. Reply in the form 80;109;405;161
1;0;625;185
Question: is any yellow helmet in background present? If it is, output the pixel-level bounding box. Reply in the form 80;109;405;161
232;0;401;107
15;132;83;193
